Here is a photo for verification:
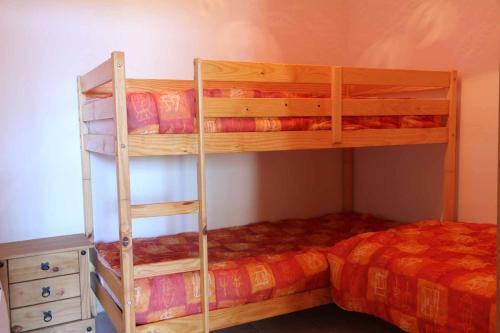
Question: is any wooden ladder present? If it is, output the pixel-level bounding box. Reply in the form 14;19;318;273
111;52;210;333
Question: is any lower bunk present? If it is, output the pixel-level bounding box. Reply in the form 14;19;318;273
327;220;496;333
93;212;400;332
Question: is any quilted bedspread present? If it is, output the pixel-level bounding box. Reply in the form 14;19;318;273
124;89;443;135
96;213;399;324
326;220;496;333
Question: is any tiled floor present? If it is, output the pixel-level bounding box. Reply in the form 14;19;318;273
97;303;404;333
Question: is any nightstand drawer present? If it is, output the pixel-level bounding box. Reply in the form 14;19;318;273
10;297;82;332
9;251;79;283
9;274;81;308
21;319;95;333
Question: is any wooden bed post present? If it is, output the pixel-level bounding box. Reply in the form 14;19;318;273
497;67;500;332
442;71;458;221
77;77;94;241
194;59;210;333
331;67;342;144
342;79;353;213
342;148;354;212
111;51;136;333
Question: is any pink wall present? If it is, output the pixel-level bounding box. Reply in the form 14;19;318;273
0;0;347;242
346;0;499;223
0;0;497;244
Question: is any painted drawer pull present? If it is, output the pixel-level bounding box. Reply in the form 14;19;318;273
40;262;50;271
43;310;53;322
41;286;51;298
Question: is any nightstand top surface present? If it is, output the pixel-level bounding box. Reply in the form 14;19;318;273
0;234;92;260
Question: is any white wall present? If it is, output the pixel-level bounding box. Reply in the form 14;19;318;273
0;0;347;243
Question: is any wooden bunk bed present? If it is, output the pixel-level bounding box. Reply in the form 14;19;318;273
77;52;457;333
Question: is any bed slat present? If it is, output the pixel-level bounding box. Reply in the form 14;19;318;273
134;258;201;279
343;99;449;116
342;67;451;87
201;60;331;83
131;201;199;219
82;96;114;121
203;98;331;118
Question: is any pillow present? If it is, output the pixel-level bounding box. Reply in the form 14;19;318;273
126;92;159;134
155;89;196;134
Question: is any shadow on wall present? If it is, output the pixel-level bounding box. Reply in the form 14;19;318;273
345;0;499;223
199;1;347;225
256;150;342;223
352;0;497;73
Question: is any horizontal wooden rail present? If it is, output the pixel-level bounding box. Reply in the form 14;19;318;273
95;258;123;304
83;134;116;155
128;128;448;156
204;98;331;117
80;58;113;93
86;77;449;98
342;67;451;87
135;287;332;333
129;134;198;155
343;99;449;116
134;258;201;279
82;96;114;121
347;85;446;97
201;60;331;83
91;273;124;333
87;78;331;96
131;201;199;218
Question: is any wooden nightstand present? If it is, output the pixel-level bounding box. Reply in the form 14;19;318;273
0;234;95;333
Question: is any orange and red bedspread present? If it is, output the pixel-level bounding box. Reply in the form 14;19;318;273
326;220;496;333
124;89;443;135
96;213;399;324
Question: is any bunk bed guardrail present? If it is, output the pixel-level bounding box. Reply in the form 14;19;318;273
77;52;457;333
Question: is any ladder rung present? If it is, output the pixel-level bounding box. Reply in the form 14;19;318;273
134;258;201;279
131;200;199;218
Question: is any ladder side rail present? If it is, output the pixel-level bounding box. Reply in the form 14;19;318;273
195;59;210;333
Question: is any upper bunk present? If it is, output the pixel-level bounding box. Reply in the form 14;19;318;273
78;52;457;157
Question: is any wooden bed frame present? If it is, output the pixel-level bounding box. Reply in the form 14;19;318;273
77;52;457;333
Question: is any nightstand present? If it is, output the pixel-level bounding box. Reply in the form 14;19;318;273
0;234;95;332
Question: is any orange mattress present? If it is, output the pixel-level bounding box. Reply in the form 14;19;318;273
124;89;443;134
326;220;496;333
96;213;399;324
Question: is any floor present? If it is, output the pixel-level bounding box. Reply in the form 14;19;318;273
97;303;404;333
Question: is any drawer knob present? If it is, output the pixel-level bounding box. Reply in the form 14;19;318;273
41;262;50;271
43;310;53;322
11;325;23;333
41;286;51;298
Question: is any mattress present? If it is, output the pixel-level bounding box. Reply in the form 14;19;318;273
96;213;399;324
124;89;443;135
326;220;496;333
